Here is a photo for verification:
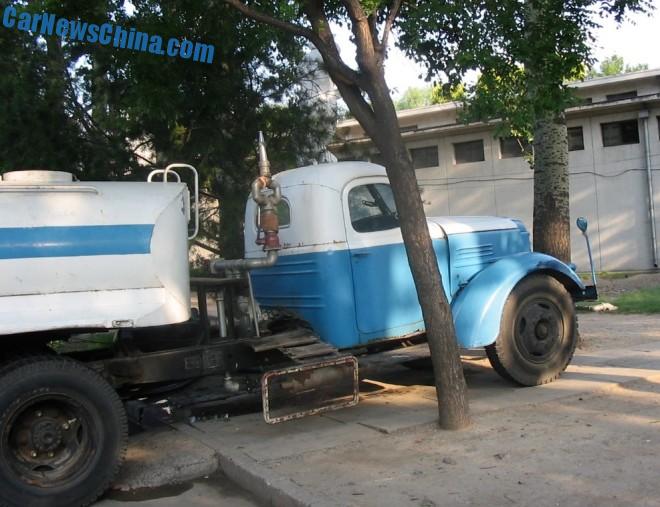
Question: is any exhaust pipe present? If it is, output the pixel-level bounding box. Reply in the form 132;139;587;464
211;250;278;274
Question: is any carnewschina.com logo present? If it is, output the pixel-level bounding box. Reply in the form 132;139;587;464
2;5;215;64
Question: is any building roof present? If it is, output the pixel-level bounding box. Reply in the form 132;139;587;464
332;67;660;147
569;67;660;88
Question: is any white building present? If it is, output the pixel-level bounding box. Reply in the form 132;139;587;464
329;69;660;272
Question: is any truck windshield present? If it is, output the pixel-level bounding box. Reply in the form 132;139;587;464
348;183;399;233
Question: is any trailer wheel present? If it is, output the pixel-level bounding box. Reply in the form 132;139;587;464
485;275;577;386
0;356;127;507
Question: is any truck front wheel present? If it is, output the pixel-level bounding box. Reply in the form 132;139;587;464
485;274;577;386
0;355;127;507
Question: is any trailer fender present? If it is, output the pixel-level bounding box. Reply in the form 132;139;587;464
451;252;585;348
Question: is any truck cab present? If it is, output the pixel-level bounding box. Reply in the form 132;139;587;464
245;162;590;384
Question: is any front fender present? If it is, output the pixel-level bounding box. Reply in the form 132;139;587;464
451;252;585;348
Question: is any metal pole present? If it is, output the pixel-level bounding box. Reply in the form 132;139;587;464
640;111;658;268
216;290;227;339
246;273;261;338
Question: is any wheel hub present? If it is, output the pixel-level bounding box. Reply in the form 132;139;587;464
515;298;564;363
3;396;94;488
31;418;63;453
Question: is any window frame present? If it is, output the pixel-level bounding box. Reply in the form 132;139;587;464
341;176;403;249
499;137;532;159
600;119;640;147
255;196;291;230
605;90;637;102
346;182;399;234
409;145;439;169
453;139;485;164
567;126;585;151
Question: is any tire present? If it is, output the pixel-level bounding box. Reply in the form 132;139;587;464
485;274;577;386
0;355;127;507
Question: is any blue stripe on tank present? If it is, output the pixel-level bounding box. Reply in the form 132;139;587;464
0;224;154;259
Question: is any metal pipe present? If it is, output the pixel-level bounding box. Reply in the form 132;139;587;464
210;250;279;274
257;131;271;178
640;111;658;268
216;290;228;339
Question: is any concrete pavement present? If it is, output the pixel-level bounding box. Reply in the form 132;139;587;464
105;314;660;507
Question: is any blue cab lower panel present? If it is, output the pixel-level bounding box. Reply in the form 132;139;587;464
250;240;449;349
250;249;362;349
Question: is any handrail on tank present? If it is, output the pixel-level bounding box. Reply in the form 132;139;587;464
147;164;200;240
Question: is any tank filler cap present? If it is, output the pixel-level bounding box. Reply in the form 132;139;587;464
1;170;74;183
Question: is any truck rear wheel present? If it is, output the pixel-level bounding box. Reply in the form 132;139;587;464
0;355;127;507
485;275;577;386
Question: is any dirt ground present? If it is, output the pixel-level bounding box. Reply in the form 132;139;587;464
578;313;660;351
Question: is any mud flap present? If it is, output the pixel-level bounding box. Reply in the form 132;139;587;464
261;356;359;424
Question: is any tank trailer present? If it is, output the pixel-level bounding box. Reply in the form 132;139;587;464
0;133;597;506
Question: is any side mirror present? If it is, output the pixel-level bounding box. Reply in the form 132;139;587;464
576;217;588;233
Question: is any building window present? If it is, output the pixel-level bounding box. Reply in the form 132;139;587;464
453;139;485;164
567;126;585;151
657;116;660;140
601;119;640;147
410;146;439;169
499;137;531;159
605;90;637;102
400;125;418;133
348;183;399;233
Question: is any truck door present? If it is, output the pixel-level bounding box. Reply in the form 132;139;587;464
342;177;447;343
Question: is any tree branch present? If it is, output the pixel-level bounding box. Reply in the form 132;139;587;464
193;239;223;256
222;0;362;86
368;12;380;51
222;0;314;40
299;1;364;86
380;0;402;54
341;0;378;73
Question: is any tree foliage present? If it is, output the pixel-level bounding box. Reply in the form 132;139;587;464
395;83;465;110
0;0;334;257
395;86;434;110
398;0;653;135
587;53;648;78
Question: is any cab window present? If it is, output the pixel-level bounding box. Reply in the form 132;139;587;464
348;183;399;233
256;198;291;229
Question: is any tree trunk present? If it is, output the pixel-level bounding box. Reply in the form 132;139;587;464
221;0;471;430
524;0;572;264
367;75;471;430
532;115;571;263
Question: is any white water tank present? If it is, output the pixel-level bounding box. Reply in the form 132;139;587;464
0;171;192;335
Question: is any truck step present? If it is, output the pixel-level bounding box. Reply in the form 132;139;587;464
280;341;338;360
247;328;318;352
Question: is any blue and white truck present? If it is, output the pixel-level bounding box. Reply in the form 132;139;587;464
0;135;596;506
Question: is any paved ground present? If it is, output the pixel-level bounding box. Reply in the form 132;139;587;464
99;473;260;507
101;313;660;507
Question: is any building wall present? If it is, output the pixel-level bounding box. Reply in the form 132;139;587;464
408;107;660;272
332;71;660;272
